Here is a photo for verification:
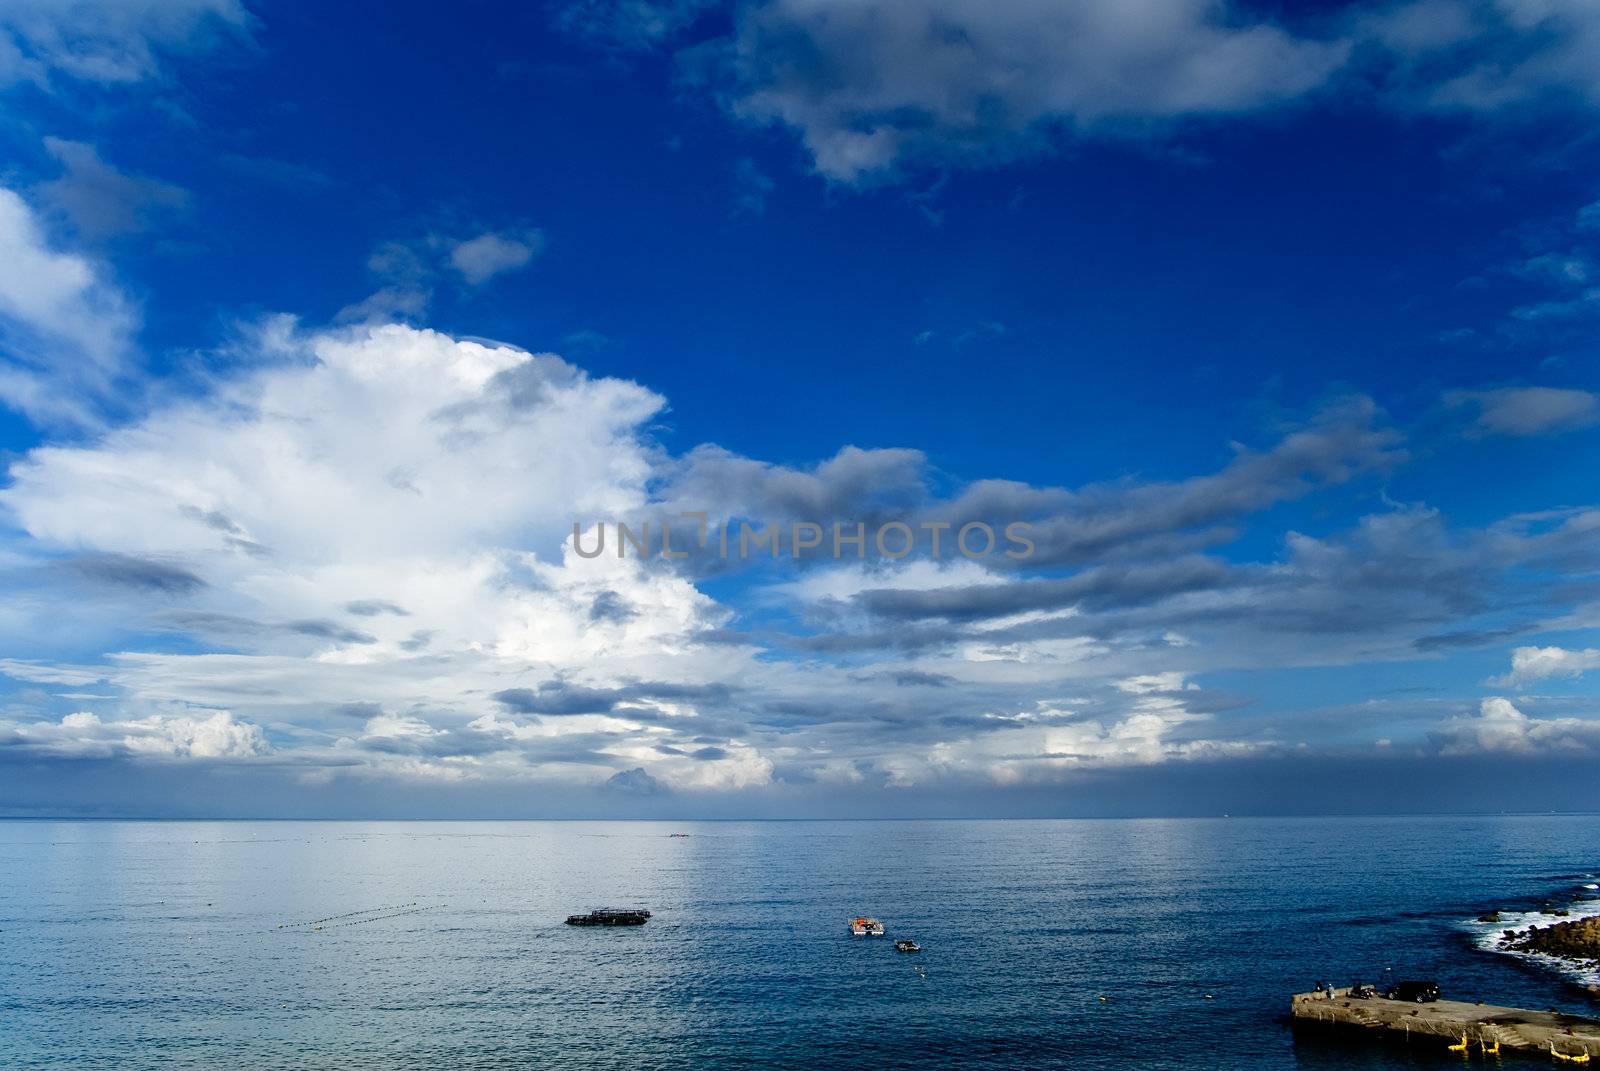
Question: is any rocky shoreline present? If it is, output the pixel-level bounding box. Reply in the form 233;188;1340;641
1497;913;1600;976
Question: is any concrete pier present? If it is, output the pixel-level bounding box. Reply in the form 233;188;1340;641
1292;988;1600;1059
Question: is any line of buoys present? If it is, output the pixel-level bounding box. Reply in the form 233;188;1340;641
305;906;438;932
296;902;421;927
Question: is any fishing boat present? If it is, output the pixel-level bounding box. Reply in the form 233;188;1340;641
894;938;921;953
850;916;885;936
565;907;651;926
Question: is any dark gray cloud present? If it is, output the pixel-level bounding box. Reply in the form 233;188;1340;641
753;499;1584;686
68;553;206;594
399;630;435;652
344;599;409;617
493;683;624;716
287;620;378;645
629;397;1402;578
151;611;377;647
588;590;636;623
492;679;737;717
855;557;1231;623
960;397;1404;568
889;670;955;688
177;505;270;556
568;0;1600;189
677;0;1351;182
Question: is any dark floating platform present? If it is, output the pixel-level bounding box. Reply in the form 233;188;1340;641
565;908;652;926
1292;988;1600;1059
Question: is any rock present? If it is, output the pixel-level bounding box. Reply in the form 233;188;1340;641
1479;912;1502;923
1503;915;1600;961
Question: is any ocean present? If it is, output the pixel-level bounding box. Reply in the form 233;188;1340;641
2;816;1598;1069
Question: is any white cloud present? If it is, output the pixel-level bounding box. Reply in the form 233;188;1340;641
1431;696;1600;755
4;323;664;569
0;0;250;88
449;231;543;285
714;0;1351;181
0;186;138;425
1447;386;1599;437
1;708;268;758
0;659;109;686
0;322;760;789
1;315;1595;801
1489;645;1600;687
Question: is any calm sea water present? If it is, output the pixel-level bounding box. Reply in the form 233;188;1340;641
2;817;1598;1069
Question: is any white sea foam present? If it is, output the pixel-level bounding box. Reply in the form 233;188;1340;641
1465;892;1600;990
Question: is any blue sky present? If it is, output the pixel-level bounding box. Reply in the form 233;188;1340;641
0;0;1597;817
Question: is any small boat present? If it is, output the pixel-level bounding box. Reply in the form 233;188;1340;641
894;939;921;953
565;907;651;926
850;916;885;936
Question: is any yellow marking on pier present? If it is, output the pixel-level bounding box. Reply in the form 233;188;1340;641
1291;989;1600;1060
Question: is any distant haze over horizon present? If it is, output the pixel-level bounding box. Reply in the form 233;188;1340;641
0;0;1598;818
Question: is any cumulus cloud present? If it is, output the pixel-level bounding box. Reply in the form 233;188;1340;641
3;323;668;594
0;0;250;88
0;708;268;758
0;323;759;792
0;186;138;425
1431;696;1600;755
1489;645;1600;688
1;318;1597;807
1448;386;1599;436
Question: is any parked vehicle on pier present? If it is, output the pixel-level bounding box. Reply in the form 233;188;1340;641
1384;980;1440;1003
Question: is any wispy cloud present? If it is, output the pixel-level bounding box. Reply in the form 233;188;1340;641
0;0;251;89
448;230;544;285
1447;386;1599;437
340;227;546;323
34;138;189;241
0;185;139;426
